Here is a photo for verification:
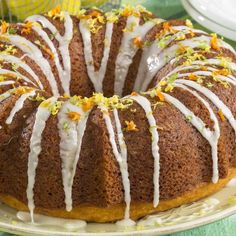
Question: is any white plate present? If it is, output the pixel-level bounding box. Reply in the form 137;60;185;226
0;178;236;235
182;0;236;41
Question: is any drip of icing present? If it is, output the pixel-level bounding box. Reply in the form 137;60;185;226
163;92;219;183
113;108;131;221
175;79;236;134
100;105;133;223
6;90;36;124
17;211;86;230
0;55;42;88
79;21;113;93
26;12;73;95
0;68;38;87
0;80;15;86
114;16;156;96
57;101;89;211
5;35;59;96
173;83;220;183
128;95;160;207
27;97;57;222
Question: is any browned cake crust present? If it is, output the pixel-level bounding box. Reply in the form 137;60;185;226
0;5;235;223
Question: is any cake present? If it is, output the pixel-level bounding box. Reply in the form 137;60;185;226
0;5;235;224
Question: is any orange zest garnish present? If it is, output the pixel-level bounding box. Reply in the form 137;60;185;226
156;90;165;102
211;33;220;51
218;109;225;122
131;91;138;96
21;21;33;35
189;30;195;37
81;100;94;112
124;120;138;132
48;5;61;18
176;44;189;55
133;37;143;48
43;46;54;59
0;21;9;34
200;65;208;71
90;10;101;18
188;73;198;81
212;68;230;76
67;111;81;121
14;87;33;95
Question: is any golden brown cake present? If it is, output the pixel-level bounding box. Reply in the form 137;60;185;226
0;5;235;224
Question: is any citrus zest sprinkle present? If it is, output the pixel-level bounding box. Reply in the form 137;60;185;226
188;73;198;81
211;33;220;51
156;90;165;102
124;120;138;132
0;21;8;34
21;21;33;35
67;111;81;121
218;109;225;121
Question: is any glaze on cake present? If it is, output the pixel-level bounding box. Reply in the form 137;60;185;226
0;5;235;224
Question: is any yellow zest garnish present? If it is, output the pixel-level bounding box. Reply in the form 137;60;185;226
211;33;220;51
0;21;9;34
133;37;143;49
156;90;165;102
188;73;198;81
185;19;193;28
21;21;33;35
124;120;138;132
218;109;225;122
131;91;138;96
67;111;81;121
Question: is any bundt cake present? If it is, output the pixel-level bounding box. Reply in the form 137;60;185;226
0;5;235;225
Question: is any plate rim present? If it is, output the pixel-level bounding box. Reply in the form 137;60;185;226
0;201;235;236
181;0;236;41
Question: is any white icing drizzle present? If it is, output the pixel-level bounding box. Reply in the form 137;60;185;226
4;35;59;96
0;68;38;87
100;105;134;223
172;83;220;183
113;108;132;222
79;20;113;92
114;16;156;96
170;57;236;72
0;80;15;86
160;64;236;85
6;90;36;125
0;89;14;102
26;12;73;95
57;101;89;211
0;54;43;88
128;95;160;207
174;79;236;134
27;97;57;222
163;92;219;183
